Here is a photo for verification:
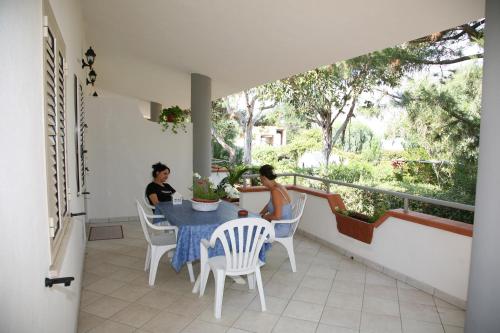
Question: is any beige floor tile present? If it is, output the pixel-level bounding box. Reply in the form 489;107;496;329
110;303;159;328
272;317;317;333
331;280;365;296
434;297;462;311
270;272;303;287
136;289;181;309
164;297;211;317
182;318;229;333
366;270;396;287
326;292;363;311
198;305;246;327
300;276;334;291
247;295;288;315
362;296;400;316
233;309;280;333
78;311;105;333
85;278;127;295
85;263;123;277
292;285;328;305
320;306;361;330
282;300;324;322
402;319;444;333
87;320;136;333
110;283;152;302
360;312;402;333
82;272;105;287
82;296;130;319
107;267;144;283
364;284;398;301
316;323;358;333
80;290;105;308
141;310;192;333
335;270;366;283
400;302;440;323
306;264;337;279
226;328;251;333
264;280;298;299
438;309;465;327
398;288;435;306
443;325;464;333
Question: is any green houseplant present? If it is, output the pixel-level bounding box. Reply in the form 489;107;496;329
158;105;189;134
333;206;386;244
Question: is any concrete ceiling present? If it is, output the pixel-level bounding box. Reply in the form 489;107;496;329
82;0;484;105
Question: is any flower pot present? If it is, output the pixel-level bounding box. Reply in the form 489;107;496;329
190;198;221;211
166;114;176;122
334;211;374;244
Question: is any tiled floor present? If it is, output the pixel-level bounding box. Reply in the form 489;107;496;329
78;220;466;333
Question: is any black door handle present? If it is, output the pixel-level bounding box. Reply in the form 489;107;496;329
45;277;74;288
71;212;86;217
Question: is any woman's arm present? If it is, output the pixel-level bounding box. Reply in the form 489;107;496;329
148;193;160;206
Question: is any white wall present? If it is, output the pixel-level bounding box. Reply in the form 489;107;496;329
240;190;472;303
0;0;87;332
86;91;193;220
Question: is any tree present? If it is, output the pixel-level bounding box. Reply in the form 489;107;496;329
211;99;239;163
273;51;408;167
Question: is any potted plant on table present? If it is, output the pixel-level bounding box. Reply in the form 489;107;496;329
191;173;225;211
158;105;189;134
333;207;386;244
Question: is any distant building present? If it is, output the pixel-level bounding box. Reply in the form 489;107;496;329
253;126;286;147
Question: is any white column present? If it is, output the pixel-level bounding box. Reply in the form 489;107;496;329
191;73;212;177
465;1;500;332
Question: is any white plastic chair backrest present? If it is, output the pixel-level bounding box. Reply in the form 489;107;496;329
143;195;155;210
209;218;275;273
289;193;307;236
136;200;153;245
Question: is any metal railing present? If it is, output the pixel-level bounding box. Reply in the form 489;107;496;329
242;172;475;213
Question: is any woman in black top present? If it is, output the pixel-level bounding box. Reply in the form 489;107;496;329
146;162;176;206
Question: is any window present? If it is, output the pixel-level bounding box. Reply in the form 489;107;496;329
74;75;87;195
43;0;69;263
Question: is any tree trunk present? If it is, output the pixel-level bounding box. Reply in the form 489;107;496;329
243;121;253;164
321;119;333;167
211;127;236;163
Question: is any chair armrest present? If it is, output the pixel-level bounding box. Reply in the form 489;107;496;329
149;224;178;232
145;214;165;219
271;218;297;225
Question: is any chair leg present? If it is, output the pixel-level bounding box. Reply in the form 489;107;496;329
148;247;161;286
247;273;256;290
187;261;195;283
144;245;151;271
282;238;296;272
199;263;210;297
214;270;226;319
255;266;266;311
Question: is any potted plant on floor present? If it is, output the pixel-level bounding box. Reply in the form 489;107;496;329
333;207;386;244
191;173;225;211
158;105;189;134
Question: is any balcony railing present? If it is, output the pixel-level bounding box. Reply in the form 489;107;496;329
242;172;475;214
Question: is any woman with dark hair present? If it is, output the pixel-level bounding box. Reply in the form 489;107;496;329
258;164;293;237
146;162;176;206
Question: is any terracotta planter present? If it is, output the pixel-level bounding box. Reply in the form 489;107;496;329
222;197;240;203
334;211;374;244
166;114;176;122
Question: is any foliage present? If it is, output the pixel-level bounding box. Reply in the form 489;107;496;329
192;174;224;200
158;105;189;134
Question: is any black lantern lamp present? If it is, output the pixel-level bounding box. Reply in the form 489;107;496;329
92;91;98;97
86;69;97;86
81;47;96;68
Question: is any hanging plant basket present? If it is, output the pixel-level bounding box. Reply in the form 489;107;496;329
334;211;374;244
158;105;189;134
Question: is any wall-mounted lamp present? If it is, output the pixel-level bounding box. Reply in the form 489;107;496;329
81;47;96;69
92;91;98;97
86;69;97;86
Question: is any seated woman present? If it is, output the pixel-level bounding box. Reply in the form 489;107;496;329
146;162;176;206
258;164;293;237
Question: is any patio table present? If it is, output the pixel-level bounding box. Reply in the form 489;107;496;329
155;200;272;273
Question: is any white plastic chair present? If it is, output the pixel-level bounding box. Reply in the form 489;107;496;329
136;201;194;285
142;194;170;225
199;218;275;319
271;193;307;272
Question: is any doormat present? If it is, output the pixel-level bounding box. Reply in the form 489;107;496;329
88;225;124;241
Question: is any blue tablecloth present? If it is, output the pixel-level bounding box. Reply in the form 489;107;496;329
155;200;271;272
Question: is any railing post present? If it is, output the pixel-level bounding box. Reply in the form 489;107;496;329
404;198;409;213
293;175;297;186
326;182;330;194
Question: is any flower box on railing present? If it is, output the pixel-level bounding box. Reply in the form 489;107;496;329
333;211;374;244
